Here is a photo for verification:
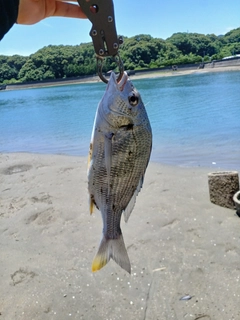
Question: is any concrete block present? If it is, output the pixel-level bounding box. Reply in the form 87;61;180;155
208;171;239;209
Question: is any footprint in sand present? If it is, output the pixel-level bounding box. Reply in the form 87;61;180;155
11;268;37;286
25;208;56;225
31;194;52;205
2;164;32;175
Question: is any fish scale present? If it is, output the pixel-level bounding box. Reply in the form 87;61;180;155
88;71;152;273
112;133;141;205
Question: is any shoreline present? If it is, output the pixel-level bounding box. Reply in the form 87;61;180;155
0;151;222;169
131;65;240;80
1;150;237;171
1;152;239;319
4;65;240;91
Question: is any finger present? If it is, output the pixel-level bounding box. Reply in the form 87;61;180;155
56;0;80;3
52;2;87;19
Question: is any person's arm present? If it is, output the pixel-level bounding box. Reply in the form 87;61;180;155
0;0;19;41
0;0;86;41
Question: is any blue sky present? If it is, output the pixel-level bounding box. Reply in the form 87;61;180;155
1;0;240;56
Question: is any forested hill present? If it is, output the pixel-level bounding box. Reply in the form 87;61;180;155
1;27;240;84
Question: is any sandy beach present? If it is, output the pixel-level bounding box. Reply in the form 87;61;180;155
0;153;240;319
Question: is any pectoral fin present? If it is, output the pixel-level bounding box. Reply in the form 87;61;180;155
104;133;114;194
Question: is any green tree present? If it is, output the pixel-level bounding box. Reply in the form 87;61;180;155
167;32;219;57
222;27;240;44
0;63;18;83
1;27;240;85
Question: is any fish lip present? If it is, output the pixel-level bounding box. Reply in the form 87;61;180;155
117;72;128;91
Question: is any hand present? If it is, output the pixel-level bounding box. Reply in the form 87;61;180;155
17;0;87;25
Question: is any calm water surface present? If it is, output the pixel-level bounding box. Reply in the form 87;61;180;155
0;71;240;169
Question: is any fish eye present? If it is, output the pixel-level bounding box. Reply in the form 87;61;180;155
128;94;139;107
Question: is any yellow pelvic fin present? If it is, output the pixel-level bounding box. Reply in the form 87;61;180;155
89;197;95;215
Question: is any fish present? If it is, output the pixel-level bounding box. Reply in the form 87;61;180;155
87;71;152;273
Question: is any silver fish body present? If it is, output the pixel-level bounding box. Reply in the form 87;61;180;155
88;71;152;273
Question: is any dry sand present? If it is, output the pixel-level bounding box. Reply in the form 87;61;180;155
0;153;240;320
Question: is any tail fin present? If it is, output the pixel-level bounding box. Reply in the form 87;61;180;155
92;234;131;274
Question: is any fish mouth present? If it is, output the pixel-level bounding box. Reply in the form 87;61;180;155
103;71;134;125
109;71;128;91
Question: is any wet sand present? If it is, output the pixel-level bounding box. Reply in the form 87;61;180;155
0;153;240;319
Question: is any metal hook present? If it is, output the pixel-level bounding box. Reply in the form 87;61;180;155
97;56;108;84
97;53;124;84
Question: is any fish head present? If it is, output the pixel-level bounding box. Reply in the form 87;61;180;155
100;71;145;128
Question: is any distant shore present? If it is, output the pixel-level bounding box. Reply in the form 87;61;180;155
4;64;240;91
131;65;240;80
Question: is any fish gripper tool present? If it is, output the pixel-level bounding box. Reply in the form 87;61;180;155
77;0;124;83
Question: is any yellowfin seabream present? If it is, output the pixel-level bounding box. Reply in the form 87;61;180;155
88;71;152;273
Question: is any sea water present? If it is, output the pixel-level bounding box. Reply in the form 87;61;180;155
0;71;240;169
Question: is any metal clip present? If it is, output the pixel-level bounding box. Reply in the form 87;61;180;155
77;0;124;83
77;0;120;56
